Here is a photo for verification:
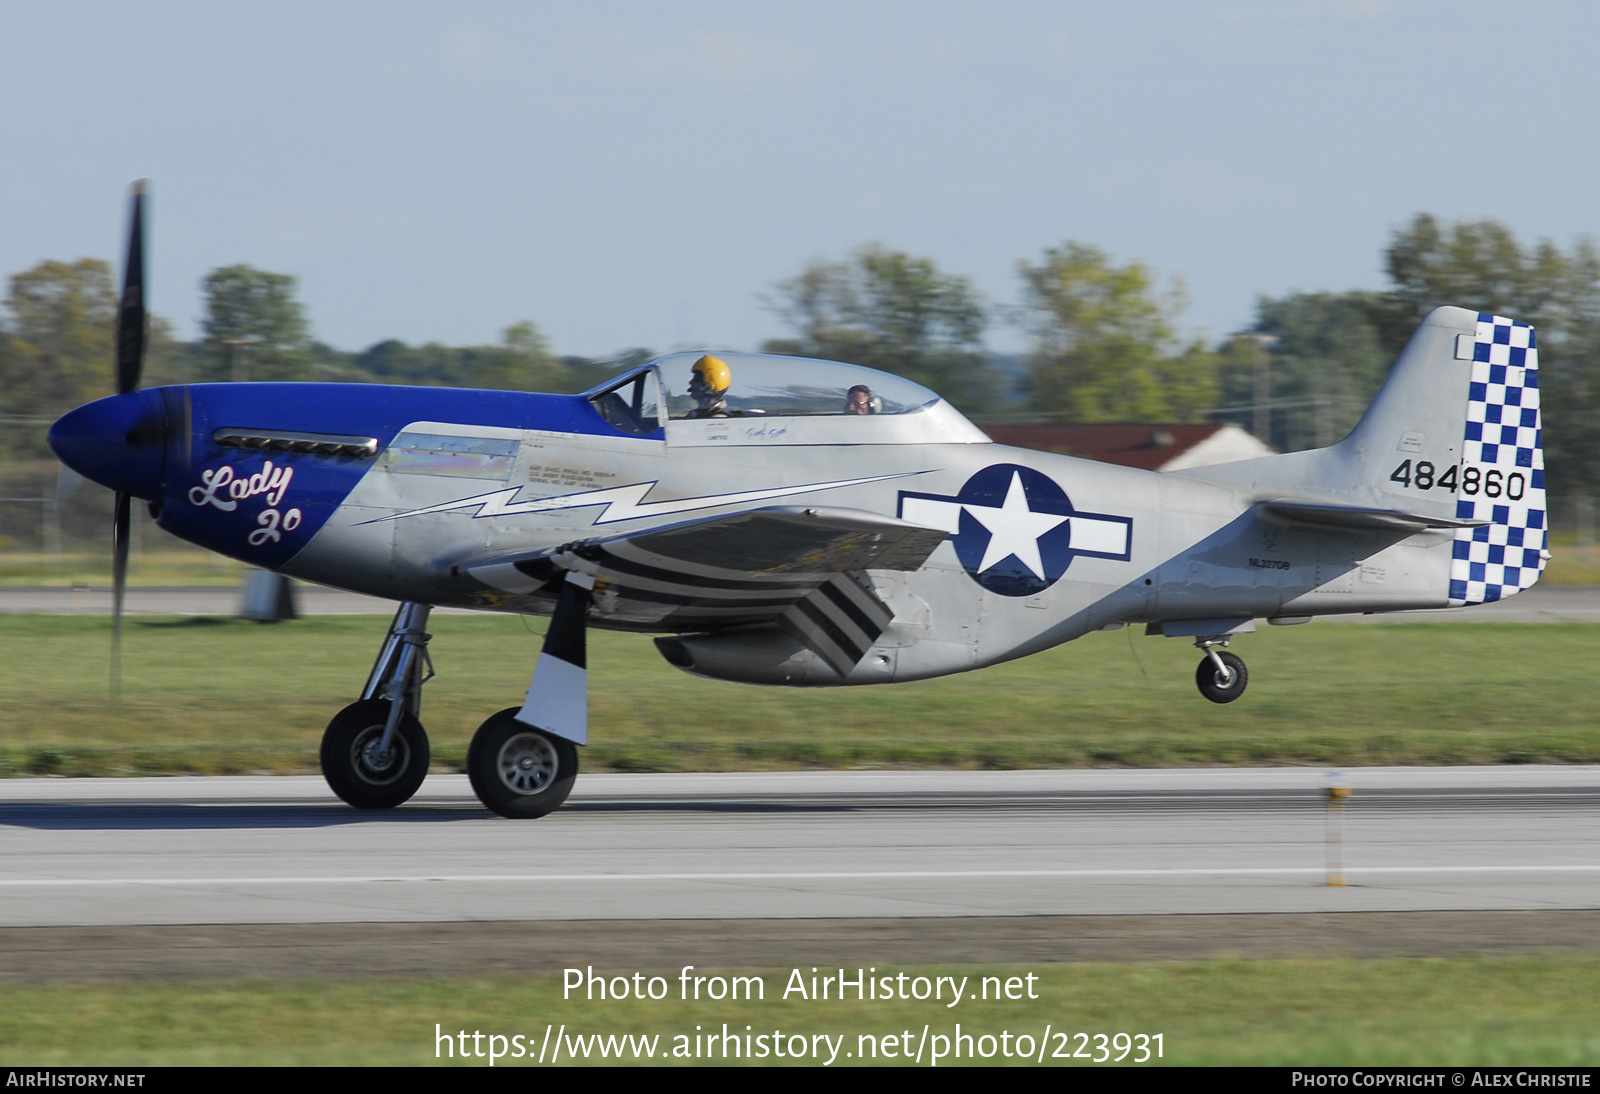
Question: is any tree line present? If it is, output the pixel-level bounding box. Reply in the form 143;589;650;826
0;264;637;445
3;215;1598;501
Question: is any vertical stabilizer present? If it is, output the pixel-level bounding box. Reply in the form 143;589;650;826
1328;306;1547;604
1180;306;1548;608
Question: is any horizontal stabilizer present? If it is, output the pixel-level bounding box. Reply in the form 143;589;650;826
1263;501;1489;533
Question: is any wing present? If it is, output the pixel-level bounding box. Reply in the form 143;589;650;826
464;505;947;675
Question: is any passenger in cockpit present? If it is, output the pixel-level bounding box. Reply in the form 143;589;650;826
845;384;876;415
688;354;732;419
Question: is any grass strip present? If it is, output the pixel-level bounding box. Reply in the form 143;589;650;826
3;615;1600;775
2;956;1599;1065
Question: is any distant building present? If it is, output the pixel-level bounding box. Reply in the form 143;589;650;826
979;422;1275;472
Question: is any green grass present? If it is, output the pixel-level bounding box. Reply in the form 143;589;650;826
1539;533;1600;584
0;548;246;587
3;956;1599;1065
2;615;1599;775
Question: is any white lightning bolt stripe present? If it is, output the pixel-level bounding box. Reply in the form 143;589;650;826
361;472;927;526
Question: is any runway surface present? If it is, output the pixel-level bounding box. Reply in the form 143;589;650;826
2;768;1596;931
4;583;1600;620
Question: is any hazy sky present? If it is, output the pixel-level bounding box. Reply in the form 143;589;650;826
3;2;1597;358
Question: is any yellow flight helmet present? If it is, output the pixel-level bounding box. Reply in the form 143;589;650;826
690;354;731;396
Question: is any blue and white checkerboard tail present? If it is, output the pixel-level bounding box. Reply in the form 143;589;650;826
1447;313;1548;606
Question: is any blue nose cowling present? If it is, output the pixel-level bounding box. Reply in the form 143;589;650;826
48;390;168;500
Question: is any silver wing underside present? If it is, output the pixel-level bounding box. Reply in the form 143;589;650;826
464;505;947;674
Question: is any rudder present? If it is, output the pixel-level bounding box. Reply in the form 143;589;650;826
1448;312;1547;605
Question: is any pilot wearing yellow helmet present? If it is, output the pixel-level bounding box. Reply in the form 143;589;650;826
687;354;732;419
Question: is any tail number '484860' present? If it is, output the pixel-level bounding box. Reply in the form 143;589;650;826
1390;460;1526;501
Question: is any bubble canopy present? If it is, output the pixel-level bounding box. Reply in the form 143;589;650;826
585;351;991;446
650;351;939;418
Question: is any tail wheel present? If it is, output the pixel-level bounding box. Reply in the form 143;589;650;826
320;699;430;809
467;707;579;819
1195;651;1248;704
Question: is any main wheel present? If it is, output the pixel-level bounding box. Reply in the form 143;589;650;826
467;707;579;819
320;699;430;809
1195;651;1248;704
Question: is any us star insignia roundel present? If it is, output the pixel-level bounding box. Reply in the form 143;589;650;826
897;464;1133;596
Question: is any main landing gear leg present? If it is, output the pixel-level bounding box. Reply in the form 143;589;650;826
321;601;435;809
1194;637;1247;704
468;572;591;819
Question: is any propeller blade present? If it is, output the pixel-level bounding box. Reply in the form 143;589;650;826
111;489;130;701
115;181;148;397
110;180;147;699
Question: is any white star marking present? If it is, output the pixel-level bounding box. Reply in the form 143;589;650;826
964;471;1068;579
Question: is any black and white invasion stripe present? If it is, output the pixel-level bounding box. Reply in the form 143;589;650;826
778;574;895;678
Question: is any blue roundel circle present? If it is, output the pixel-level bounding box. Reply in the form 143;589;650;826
948;463;1078;597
